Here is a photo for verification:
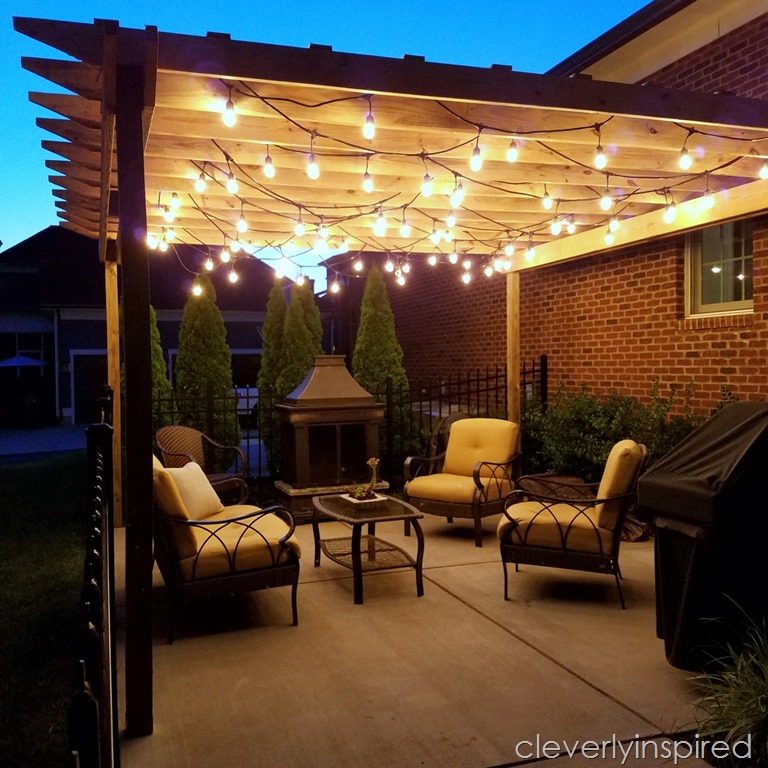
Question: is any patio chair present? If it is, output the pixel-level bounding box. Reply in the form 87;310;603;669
403;417;520;547
156;425;248;503
152;455;300;643
498;439;647;608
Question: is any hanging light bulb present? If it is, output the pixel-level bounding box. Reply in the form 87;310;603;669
760;160;768;180
222;89;236;128
542;190;554;210
594;144;607;170
220;247;231;263
228;269;239;284
339;238;350;253
429;226;441;245
330;278;341;294
604;229;615;246
362;171;374;194
170;192;180;210
384;259;395;273
421;173;433;197
158;239;169;253
470;140;483;172
525;243;535;262
146;233;158;249
192;281;203;297
506;140;518;163
195;172;207;193
354;258;364;272
363;100;375;141
446;209;456;229
484;264;494;278
448;251;458;265
609;216;620;233
402;262;411;274
664;202;677;224
450;178;464;208
318;218;329;240
295;272;306;286
462;259;472;271
204;257;214;271
428;254;438;266
679;147;692;171
600;188;613;211
461;271;471;285
399;213;411;239
550;217;562;236
567;219;576;235
307;153;320;180
443;229;453;243
703;188;715;209
294;211;305;237
237;213;248;233
162;205;174;223
230;239;241;254
226;172;238;194
374;209;386;237
165;227;175;241
396;270;406;287
263;148;275;179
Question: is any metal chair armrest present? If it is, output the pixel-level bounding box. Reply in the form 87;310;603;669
404;452;445;481
200;433;249;477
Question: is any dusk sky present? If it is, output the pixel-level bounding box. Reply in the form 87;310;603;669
1;0;650;254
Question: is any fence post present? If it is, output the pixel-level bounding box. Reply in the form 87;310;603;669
385;378;395;483
540;354;549;412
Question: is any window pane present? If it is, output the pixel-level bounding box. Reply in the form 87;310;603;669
695;220;753;312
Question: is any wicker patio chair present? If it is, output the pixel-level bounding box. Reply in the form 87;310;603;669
156;425;249;503
152;456;300;643
403;417;520;547
498;439;647;608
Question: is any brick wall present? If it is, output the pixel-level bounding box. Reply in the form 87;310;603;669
391;12;768;414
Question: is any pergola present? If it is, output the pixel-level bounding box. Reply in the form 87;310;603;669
14;16;768;736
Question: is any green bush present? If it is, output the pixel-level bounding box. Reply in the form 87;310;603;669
521;381;705;482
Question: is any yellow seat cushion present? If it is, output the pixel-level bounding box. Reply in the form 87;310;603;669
180;511;301;581
407;473;512;504
497;501;614;554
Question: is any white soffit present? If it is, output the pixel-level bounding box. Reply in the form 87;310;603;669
581;0;766;84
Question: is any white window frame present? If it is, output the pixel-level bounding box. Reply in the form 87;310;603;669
685;219;753;318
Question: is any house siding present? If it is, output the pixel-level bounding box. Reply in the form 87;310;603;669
389;11;768;413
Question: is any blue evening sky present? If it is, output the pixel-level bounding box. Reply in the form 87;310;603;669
1;0;650;253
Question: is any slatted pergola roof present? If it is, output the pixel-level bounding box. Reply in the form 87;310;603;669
14;16;768;278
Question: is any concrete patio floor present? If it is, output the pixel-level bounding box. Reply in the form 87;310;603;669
114;514;709;768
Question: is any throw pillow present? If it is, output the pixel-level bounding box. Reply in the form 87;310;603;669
165;462;223;521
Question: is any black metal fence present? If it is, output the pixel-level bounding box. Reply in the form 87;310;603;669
152;359;547;499
72;392;120;767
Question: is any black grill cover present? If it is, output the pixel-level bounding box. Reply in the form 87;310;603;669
638;401;768;669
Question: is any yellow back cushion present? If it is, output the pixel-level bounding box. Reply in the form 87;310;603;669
164;462;224;521
595;440;645;530
153;468;197;559
443;418;519;477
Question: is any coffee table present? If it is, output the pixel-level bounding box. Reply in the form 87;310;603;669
312;494;425;604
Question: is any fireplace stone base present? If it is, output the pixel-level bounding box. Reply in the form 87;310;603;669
274;479;391;524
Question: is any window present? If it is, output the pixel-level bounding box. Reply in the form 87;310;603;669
687;220;753;316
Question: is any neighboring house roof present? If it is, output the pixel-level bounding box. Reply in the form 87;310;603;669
548;0;761;83
0;225;289;313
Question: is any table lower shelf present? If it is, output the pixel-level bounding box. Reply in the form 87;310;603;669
320;535;415;572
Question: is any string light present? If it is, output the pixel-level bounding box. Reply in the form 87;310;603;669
192;280;203;297
204;257;214;271
450;176;464;208
525;239;535;262
421;172;433;198
679;147;692;171
702;174;714;209
605;229;615;245
230;238;241;253
222;86;236;128
363;97;375;141
170;192;180;210
354;258;364;272
374;209;387;237
384;258;395;272
228;269;239;284
195;171;207;193
362;156;373;193
294;209;305;237
484;264;494;278
146;233;158;249
339;237;349;253
448;251;458;264
165;227;175;241
400;211;411;238
760;160;768;180
567;218;576;235
609;216;620;233
461;271;471;284
470;133;483;172
162;205;174;223
428;254;437;266
396;269;406;286
550;217;562;236
330;278;340;294
220;247;231;263
446;209;456;229
237;211;248;233
263;147;275;179
542;187;553;210
663;195;677;223
594;125;607;170
295;272;306;286
307;153;320;179
402;262;411;274
600;178;613;211
158;239;168;252
226;172;238;194
506;140;518;163
429;226;441;245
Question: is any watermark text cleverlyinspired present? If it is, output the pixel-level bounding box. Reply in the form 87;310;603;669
513;733;751;764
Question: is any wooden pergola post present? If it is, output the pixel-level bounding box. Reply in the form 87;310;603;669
506;271;521;432
115;24;157;738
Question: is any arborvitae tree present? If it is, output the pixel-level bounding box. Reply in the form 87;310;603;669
149;304;173;430
275;286;318;397
257;279;288;474
257;279;288;397
293;279;323;354
174;274;239;467
352;265;409;395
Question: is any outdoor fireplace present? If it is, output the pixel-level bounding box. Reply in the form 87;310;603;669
274;355;386;520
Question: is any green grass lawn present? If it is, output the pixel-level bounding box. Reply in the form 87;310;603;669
0;451;88;768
